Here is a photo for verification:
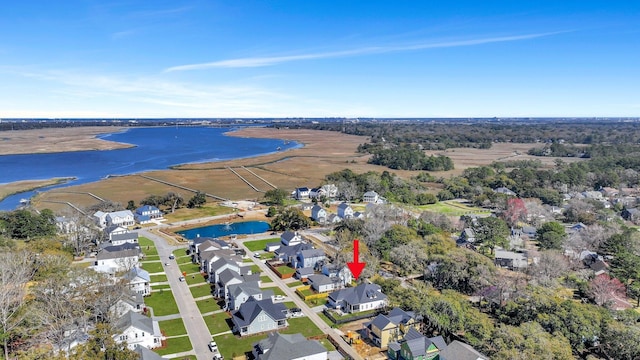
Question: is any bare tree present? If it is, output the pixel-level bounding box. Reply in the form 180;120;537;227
0;251;34;359
337;181;359;203
589;273;626;308
164;192;184;213
523;199;553;227
528;250;570;287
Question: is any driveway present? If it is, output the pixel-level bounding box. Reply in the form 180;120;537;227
141;230;212;360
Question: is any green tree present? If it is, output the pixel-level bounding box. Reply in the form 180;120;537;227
471;216;510;254
536;221;566;250
375;224;421;259
266;206;277;217
187;191;206;208
263;188;288;206
67;323;139;360
269;207;312;231
126;200;136;211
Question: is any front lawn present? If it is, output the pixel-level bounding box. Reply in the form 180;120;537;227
305;297;327;307
287;281;303;288
139;237;155;247
186;274;206;285
190;284;213;298
140;261;165;274
197;298;224;314
177;256;193;264
179;262;202;274
154;335;192;356
145;290;179;316
143;255;160;261
244;238;279;252
150;274;168;283
215;332;268;360
283;317;324;338
152;284;171;291
317;312;334;326
163;204;234;222
319;338;336;351
142;247;159;256
250;265;261;274
159;318;187;337
204;312;232;335
260;276;272;283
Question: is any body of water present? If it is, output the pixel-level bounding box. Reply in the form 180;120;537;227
0;126;299;210
176;220;271;239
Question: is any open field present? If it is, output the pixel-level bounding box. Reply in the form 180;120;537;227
416;200;492;216
0;126;130;155
0;178;74;201
23;127;587;212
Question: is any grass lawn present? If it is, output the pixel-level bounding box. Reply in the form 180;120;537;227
417;201;490;216
250;264;261;274
300;288;314;296
276;265;295;275
150;274;168;283
287;281;303;288
243;258;254;263
269;287;285;297
159;318;187;337
260;276;272;283
164;204;234;222
177;256;193;264
154;335;193;356
190;284;213;298
140;261;165;274
143;255;160;261
139;237;155;247
197;298;224;313
305;297;328;307
215;332;268;359
317;312;334;327
319;338;336;351
179;262;202;274
204;312;232;335
283;317;324;338
145;291;180;316
152;284;171;290
244;238;279;251
186;274;206;285
143;246;159;256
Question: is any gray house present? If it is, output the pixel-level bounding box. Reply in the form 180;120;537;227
253;332;327;360
227;281;273;311
231;298;288;336
308;274;341;293
494;249;528;271
296;249;325;268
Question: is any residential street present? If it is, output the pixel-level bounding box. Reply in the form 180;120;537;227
140;230;212;360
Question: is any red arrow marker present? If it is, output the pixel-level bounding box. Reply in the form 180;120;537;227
347;239;366;280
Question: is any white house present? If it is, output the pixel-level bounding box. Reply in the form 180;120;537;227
94;211;108;228
114;311;162;350
294;187;310;200
308;274;341;293
110;232;139;247
337;202;354;219
106;210;135;227
105;225;129;240
93;243;140;275
321;263;354;287
227;281;271;311
280;231;303;246
122;267;151;296
310;205;327;222
363;191;380;204
328;283;388;313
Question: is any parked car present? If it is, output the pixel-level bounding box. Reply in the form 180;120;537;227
208;340;218;352
273;295;285;301
289;308;303;317
178;276;185;282
253;252;261;258
169;254;175;260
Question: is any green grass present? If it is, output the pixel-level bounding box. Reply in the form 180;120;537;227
244;238;279;251
150;274;168;283
417;201;490;216
143;255;160;261
179;262;202;274
140;261;165;274
276;265;295;275
304;297;327;307
300;288;314;296
215;332;268;360
270;287;285;296
154;335;192;356
159;318;187;337
243;258;254;263
186;274;206;285
197;298;224;314
287;281;303;288
250;265;261;274
145;290;180;316
317;312;334;326
152;284;171;290
164;204;234;223
260;276;272;283
190;283;213;298
143;247;159;256
204;312;233;335
319;338;336;352
177;256;193;264
139;237;155;247
283;317;324;337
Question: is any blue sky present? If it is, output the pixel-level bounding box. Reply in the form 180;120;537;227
1;1;638;118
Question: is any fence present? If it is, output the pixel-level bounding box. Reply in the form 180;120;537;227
295;285;330;301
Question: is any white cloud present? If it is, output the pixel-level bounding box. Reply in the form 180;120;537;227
164;31;567;72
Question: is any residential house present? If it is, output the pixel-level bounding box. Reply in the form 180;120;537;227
494;249;528;271
364;308;421;349
353;211;365;219
134;345;166;360
622;208;640;223
493;187;516;196
439;340;488;360
209;257;242;285
387;328;447;360
310;205;327;222
200;248;238;274
327;213;342;224
363;190;380;203
276;243;312;265
195;238;231;263
55;216;77;234
114;311;162;350
328;283;388;313
111;293;145;319
280;231;303;246
93;243;141;274
94;211;108;228
122;267;151;296
227;281;273;311
265;242;281;252
521;226;537;238
337;202;354;219
457;228;476;248
308;274;341;293
296;248;325;268
320;262;354;287
321;183;339;198
231;298;288;336
106;210;135;227
294;187;310;200
215;268;243;298
309;187;325;199
253;332;327;360
135;205;163;224
295;267;315;281
109;232;139;247
105;225;129;240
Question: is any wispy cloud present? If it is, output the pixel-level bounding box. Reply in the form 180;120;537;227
164;31;567;72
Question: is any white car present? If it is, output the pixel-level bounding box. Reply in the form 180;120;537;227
208;340;218;352
273;295;285;301
253;252;261;258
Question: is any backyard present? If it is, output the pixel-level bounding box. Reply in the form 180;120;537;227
244;238;280;252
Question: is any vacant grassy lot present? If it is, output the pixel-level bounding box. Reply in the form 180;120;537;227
197;298;224;314
190;284;213;298
154;335;192;356
284;317;324;337
163;204;235;222
159;318;187;337
150;274;168;283
244;238;279;252
204;312;232;335
140;261;164;274
417;200;491;216
145;291;179;316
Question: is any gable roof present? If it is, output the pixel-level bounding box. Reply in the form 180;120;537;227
232;298;287;327
439;340;488;360
308;274;336;286
329;283;387;305
115;310;154;334
296;267;315;276
299;249;325;259
276;243;312;258
111;232;139;242
122;267;150;282
337;202;351;210
105;224;127;234
134;345;165;360
256;332;326;360
212;256;240;271
281;231;300;242
229;281;262;299
107;210;134;219
135;205;160;213
218;268;242;285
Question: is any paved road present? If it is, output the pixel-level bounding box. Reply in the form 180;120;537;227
141;230;212;360
235;239;363;360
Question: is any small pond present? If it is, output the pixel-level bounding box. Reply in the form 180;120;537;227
176;220;270;239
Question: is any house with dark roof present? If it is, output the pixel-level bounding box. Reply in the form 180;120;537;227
111;293;145;319
122;267;151;296
114;310;162;350
209;256;242;284
439;340;488;360
280;231;304;246
296;248;325;268
295;187;310;200
109;231;139;247
364;308;421;349
295;267;315;281
105;225;128;240
328;283;388;313
265;241;281;252
200;248;238;274
214;268;258;298
337;202;354;219
320;262;354;287
387;328;447;360
622;208;640;223
494;248;528;271
134;344;166;360
311;205;327;222
231;298;288;336
275;243;312;265
227;281;273;311
307;274;341;293
252;332;327;360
